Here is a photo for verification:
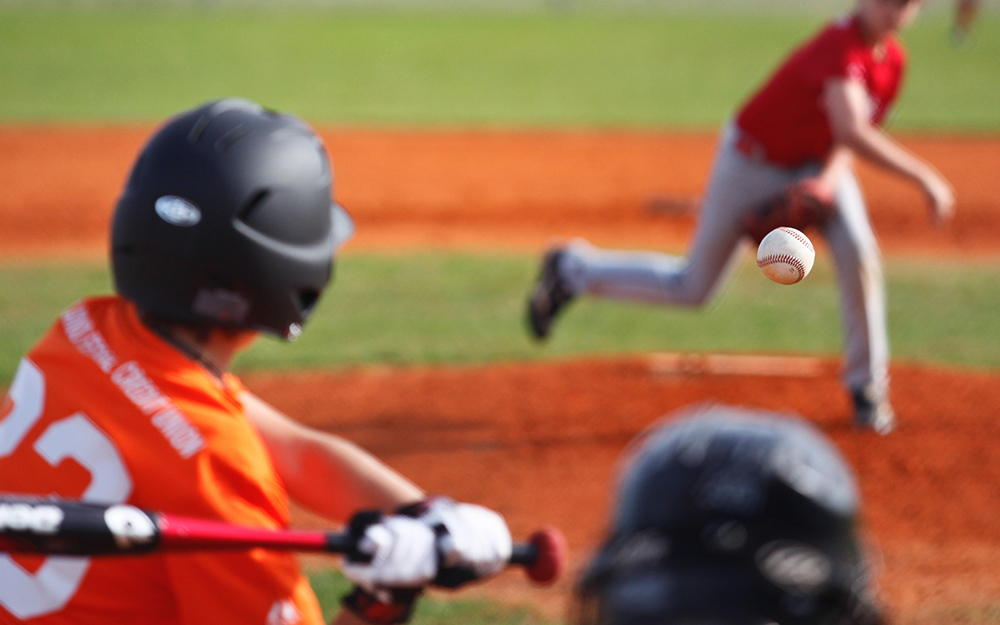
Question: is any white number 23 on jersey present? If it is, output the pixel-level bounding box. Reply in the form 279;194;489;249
0;358;132;619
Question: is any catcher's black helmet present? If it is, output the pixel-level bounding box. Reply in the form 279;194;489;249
575;404;882;625
111;99;353;340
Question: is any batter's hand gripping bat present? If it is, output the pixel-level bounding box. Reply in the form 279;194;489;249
0;497;566;585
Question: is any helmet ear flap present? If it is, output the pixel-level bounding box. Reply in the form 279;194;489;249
295;288;322;317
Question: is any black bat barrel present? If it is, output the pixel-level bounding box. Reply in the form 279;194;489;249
0;498;160;556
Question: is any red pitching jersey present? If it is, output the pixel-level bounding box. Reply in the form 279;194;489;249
0;296;323;625
735;15;906;167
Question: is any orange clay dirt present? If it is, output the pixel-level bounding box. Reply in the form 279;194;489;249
3;127;1000;622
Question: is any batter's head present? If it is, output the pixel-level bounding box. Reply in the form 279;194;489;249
575;404;882;625
112;99;353;340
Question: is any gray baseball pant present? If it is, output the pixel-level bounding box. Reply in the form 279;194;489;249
560;122;889;398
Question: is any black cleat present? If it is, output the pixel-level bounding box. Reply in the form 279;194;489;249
527;249;575;340
852;387;896;435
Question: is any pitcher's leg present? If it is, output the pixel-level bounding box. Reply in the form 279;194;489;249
562;131;794;307
823;173;893;431
560;217;745;307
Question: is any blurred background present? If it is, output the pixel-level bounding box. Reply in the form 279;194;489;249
1;0;999;623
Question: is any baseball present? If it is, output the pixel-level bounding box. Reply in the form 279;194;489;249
756;227;815;285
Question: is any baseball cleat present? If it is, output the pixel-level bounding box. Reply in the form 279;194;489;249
527;248;575;340
851;388;896;435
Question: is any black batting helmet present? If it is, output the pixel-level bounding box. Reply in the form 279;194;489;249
111;98;353;340
575;404;883;625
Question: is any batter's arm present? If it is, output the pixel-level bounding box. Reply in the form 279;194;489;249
240;390;424;523
823;78;954;222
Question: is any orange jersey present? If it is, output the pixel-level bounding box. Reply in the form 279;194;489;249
0;296;323;625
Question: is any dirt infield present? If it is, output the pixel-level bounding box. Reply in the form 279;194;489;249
2;127;1000;257
247;357;1000;623
3;127;1000;622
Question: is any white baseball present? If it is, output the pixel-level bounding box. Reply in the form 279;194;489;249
756;227;815;285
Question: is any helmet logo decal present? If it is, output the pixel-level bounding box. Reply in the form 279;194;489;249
155;196;202;227
756;540;832;594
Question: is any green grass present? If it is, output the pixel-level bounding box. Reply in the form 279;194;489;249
0;7;997;129
907;603;1000;625
3;252;1000;385
0;263;113;384
308;568;555;624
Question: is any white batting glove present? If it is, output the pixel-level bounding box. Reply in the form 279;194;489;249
421;499;513;578
341;515;438;593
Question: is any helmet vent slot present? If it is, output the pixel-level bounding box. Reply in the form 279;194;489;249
238;189;271;224
188;113;212;144
216;124;249;152
188;99;260;144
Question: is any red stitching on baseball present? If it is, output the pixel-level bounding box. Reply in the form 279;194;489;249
757;254;806;280
778;227;814;253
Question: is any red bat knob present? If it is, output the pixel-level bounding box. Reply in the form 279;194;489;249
518;526;567;585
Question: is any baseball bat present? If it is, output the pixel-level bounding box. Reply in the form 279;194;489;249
0;497;565;585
